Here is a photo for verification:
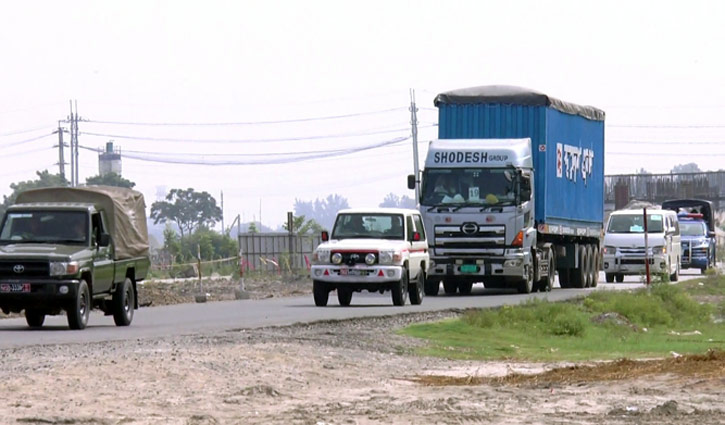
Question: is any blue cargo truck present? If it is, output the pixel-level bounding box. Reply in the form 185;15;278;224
408;85;605;294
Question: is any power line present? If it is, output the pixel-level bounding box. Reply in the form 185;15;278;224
4;146;52;157
0;125;53;138
0;132;55;148
82;107;408;126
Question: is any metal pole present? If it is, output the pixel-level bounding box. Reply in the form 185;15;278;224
643;207;651;285
409;89;421;202
74;100;79;187
68;100;75;186
57;121;65;179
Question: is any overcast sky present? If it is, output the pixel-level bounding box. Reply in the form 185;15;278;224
1;1;724;228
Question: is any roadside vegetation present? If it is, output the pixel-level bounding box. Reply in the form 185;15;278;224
401;274;725;362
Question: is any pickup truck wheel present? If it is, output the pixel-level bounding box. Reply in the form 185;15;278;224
424;277;440;296
409;272;424;305
113;277;135;326
313;280;329;306
25;309;45;328
337;288;353;306
442;279;457;295
391;269;408;306
67;280;90;330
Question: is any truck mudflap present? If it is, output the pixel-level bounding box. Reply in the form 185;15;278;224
0;279;80;313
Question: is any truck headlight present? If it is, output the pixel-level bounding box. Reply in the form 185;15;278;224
49;261;79;276
602;246;617;255
379;250;401;265
314;249;330;263
651;246;665;255
331;252;343;264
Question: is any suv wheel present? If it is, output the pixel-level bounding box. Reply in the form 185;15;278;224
409;272;424;305
25;309;45;328
391;268;408;306
313;280;329;307
337;287;353;306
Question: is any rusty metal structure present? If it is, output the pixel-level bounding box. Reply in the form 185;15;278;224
605;171;725;210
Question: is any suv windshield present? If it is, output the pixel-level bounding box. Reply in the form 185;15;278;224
607;214;664;234
680;221;707;237
0;210;88;244
331;213;404;240
421;168;517;207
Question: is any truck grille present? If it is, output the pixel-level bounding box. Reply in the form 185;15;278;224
0;260;49;278
433;224;505;256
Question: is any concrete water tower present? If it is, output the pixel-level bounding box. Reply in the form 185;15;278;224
98;141;122;176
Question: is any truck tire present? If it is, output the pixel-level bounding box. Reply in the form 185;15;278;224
558;268;571;288
424;277;440;296
443;279;457;295
67;279;90;330
585;245;595;288
457;281;473;295
534;249;554;292
112;277;135;326
409;272;424;305
517;265;534;294
25;309;45;328
313;280;329;307
392;268;409;306
337;288;353;306
571;246;588;288
590;246;599;288
605;273;615;283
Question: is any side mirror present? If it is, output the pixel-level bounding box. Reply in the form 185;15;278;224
407;174;416;190
708;230;716;238
98;232;111;247
321;230;329;242
412;232;421;242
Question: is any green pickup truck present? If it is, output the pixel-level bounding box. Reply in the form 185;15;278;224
0;186;150;329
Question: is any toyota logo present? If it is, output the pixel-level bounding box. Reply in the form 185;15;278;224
13;264;24;274
461;223;478;235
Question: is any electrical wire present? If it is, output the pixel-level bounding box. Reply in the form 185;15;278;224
0;132;55;148
83;106;408;126
4;146;53;157
0;125;54;138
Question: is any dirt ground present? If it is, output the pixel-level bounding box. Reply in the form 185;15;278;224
1;275;724;424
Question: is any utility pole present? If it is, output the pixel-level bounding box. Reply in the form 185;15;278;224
68;101;75;186
409;89;421;202
55;120;66;180
73;100;80;187
221;191;225;233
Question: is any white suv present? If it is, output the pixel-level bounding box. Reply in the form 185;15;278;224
310;208;429;306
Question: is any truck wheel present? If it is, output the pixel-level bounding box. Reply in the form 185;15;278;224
605;273;615;283
590;246;599;288
25;309;45;328
457;281;473;295
615;274;624;283
558;268;571;288
409;272;424;305
535;249;554;292
517;265;534;294
424;277;440;296
670;261;679;282
113;277;135;326
443;279;457;295
391;269;409;306
67;279;90;330
313;280;329;307
571;246;587;288
337;288;353;306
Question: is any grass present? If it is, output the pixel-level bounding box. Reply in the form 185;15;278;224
400;275;725;362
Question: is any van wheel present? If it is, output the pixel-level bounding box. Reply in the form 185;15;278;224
615;274;624;283
25;309;45;328
113;277;135;326
424;277;440;296
313;280;329;307
670;261;679;282
409;272;424;305
605;273;615;283
67;280;90;330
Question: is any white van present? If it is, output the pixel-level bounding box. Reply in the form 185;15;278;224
602;208;681;282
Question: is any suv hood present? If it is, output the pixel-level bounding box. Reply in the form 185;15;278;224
320;239;408;251
0;244;88;261
604;233;666;247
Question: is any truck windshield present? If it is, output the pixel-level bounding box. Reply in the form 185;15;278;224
331;213;404;240
421;168;516;207
607;214;664;234
680;221;707;236
0;210;89;244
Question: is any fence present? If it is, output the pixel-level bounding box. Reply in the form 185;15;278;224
237;232;322;272
605;171;725;210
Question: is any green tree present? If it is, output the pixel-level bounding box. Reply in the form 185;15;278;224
85;172;136;188
282;214;323;234
0;170;69;217
248;222;258;234
379;192;416;209
150;188;222;238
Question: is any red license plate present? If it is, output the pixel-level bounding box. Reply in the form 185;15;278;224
0;283;31;293
340;267;348;276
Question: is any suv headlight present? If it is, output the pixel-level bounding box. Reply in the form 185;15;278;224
651;246;665;255
602;246;617;255
331;252;343;264
314;249;330;264
49;261;79;276
379;250;402;265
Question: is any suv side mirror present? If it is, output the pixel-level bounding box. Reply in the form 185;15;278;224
407;174;416;190
412;232;421;242
98;232;111;247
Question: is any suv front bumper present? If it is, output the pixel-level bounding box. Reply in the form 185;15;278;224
0;278;80;312
310;264;403;284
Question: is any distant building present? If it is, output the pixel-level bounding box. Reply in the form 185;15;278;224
98;141;122;176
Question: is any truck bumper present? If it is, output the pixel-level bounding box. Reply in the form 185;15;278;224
310;265;403;285
426;253;529;279
0;278;80;313
602;254;669;275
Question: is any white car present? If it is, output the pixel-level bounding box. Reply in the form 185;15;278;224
310;208;430;306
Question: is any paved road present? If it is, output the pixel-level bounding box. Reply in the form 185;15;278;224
0;270;705;349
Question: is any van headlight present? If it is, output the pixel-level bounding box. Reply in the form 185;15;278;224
651;246;665;255
49;261;79;276
602;246;617;255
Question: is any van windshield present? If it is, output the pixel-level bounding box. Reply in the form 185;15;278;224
607;214;664;234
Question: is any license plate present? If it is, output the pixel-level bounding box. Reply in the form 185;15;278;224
339;268;368;276
460;264;479;273
0;283;31;293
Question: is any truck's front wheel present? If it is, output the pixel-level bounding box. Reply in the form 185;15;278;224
517;265;534;294
424;277;440;296
67;280;90;330
113;277;135;326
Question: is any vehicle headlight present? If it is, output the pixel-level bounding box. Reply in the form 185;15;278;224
314;249;330;263
379;250;401;264
602;246;617;255
365;253;376;265
331;252;343;264
49;261;79;276
651;246;665;255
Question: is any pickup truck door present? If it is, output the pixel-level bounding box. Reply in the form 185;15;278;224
408;215;428;279
91;212;114;294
